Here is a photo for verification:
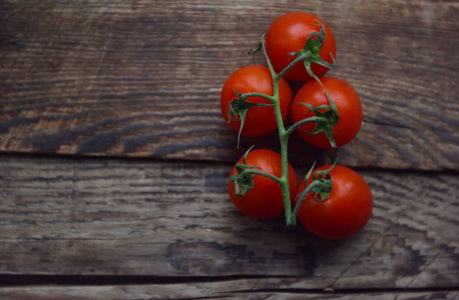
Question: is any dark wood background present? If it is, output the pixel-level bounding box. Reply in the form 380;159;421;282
1;0;458;299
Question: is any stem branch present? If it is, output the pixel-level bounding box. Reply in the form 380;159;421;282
275;51;311;80
285;116;328;137
287;180;321;225
242;168;283;185
241;92;275;103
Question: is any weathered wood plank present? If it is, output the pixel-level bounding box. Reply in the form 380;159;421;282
0;282;457;300
0;155;457;289
1;1;458;170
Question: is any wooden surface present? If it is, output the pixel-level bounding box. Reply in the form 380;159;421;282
0;155;458;298
1;0;458;299
1;0;458;170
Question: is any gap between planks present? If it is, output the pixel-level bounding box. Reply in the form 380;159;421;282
0;275;458;292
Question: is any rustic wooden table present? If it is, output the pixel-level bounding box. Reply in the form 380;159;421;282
1;1;458;299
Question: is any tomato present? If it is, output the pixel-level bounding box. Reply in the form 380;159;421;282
291;77;362;149
296;165;373;240
228;149;298;220
220;65;293;137
265;11;336;82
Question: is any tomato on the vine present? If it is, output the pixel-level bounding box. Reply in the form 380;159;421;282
296;165;373;240
220;65;292;137
228;149;298;220
291;77;362;149
265;11;336;82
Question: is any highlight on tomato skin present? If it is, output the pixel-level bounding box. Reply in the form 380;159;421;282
228;149;298;220
291;77;363;149
265;11;337;82
220;65;293;137
295;165;373;240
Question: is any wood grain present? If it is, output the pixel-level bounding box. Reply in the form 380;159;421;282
0;155;457;289
1;0;458;170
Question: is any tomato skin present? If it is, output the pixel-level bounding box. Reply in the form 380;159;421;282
228;149;298;220
220;65;293;137
296;165;373;240
291;77;362;149
265;12;336;82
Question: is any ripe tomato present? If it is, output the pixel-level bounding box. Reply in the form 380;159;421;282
296;165;373;240
220;65;293;137
265;11;336;82
291;77;362;149
228;149;298;220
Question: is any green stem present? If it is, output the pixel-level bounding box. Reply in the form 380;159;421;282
285;116;328;137
261;34;277;78
275;51;311;80
241;92;275;103
241;168;283;185
261;34;310;81
287;180;321;225
261;35;300;225
272;84;292;225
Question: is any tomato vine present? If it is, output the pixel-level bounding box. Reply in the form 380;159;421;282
221;12;372;239
227;20;337;226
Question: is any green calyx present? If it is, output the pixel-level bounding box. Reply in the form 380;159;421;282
297;90;339;149
229;146;282;197
309;169;333;201
295;158;337;208
229;146;259;196
228;90;273;147
309;157;338;201
288;160;337;225
288;19;336;82
230;166;257;197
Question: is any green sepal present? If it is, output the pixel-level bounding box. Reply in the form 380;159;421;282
303;22;327;54
297;99;339;148
230;169;256;197
303;161;317;185
309;158;338;201
228;90;272;147
311;173;333;201
289;20;336;82
229;146;260;197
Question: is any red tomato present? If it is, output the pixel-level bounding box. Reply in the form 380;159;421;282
220;65;293;137
291;77;362;149
228;149;298;220
296;165;373;240
265;11;336;82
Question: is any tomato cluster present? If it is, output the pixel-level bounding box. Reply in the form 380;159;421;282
220;12;373;240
